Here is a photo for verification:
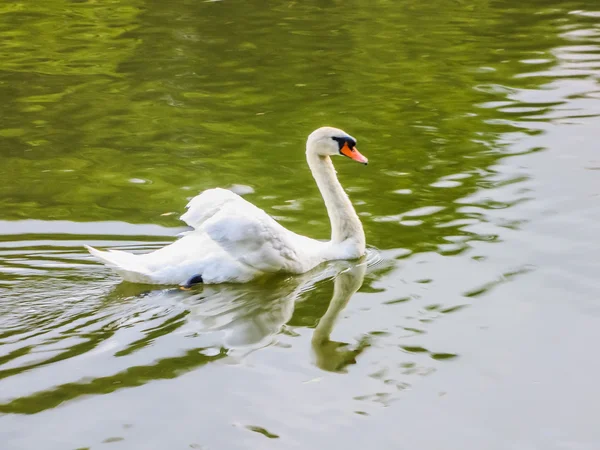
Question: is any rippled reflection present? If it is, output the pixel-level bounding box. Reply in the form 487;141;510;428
0;230;379;414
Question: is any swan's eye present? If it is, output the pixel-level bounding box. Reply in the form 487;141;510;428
332;136;356;151
332;136;344;148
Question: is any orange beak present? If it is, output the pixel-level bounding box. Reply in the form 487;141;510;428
340;143;368;165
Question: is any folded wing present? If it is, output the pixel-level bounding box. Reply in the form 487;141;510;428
184;188;306;273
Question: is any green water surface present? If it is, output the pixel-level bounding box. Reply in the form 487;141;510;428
1;1;599;449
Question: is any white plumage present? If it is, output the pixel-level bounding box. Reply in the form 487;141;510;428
86;127;369;285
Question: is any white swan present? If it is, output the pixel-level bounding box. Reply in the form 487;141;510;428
86;126;368;285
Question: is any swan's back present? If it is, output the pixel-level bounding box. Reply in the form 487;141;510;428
180;188;241;230
87;188;327;284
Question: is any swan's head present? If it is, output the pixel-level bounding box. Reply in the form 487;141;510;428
306;127;368;165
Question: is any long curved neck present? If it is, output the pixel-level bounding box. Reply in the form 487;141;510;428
306;151;365;247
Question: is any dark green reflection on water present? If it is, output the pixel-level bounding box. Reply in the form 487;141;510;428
1;0;580;252
0;348;226;415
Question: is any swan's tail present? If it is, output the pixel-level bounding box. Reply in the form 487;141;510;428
85;245;155;284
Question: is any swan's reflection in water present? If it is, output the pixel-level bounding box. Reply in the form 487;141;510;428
311;262;367;372
180;258;368;371
110;256;370;372
0;255;377;415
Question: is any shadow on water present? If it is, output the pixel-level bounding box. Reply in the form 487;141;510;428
0;254;374;414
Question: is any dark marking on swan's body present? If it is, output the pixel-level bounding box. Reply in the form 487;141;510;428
183;274;203;288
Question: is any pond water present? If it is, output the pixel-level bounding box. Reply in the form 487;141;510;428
1;1;599;449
